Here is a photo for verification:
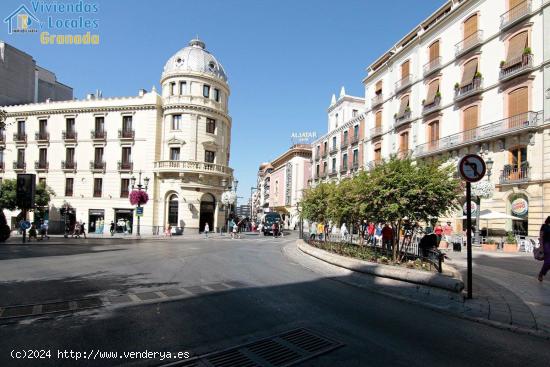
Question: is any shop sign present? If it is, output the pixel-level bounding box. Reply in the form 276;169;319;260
511;198;528;217
463;201;478;216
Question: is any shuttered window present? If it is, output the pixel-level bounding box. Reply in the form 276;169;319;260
400;132;409;152
428;121;440;142
509;0;524;9
401;60;410;79
425;79;440;104
397;95;409;117
429;41;439;61
375;80;383;94
463;105;478;131
506;31;528;64
508;87;528;117
463;14;478;38
375;111;382;128
460;58;478;87
374;143;382;162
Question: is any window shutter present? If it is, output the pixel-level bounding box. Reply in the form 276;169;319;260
460;59;478;87
508;87;528;117
425;79;440;104
401;61;410;79
464;14;478;38
505;31;528;64
400;132;409;151
429;121;440;141
375;80;383;93
463;106;478;130
375;111;382;127
397;95;410;117
509;0;523;9
429;41;439;61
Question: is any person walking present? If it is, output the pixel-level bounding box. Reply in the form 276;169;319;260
367;222;375;245
340;222;348;242
434;222;443;246
28;223;38;242
204;222;210;239
538;216;550;281
374;223;383;247
110;221;115;236
382;223;393;253
81;221;87;239
310;221;317;240
125;220;131;235
317;222;324;241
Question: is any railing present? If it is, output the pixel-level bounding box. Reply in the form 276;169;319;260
371;94;384;108
61;160;77;171
499;54;533;81
500;165;530;184
394;111;412;128
341;138;349;149
163;95;223;110
90;160;106;171
397;149;413;159
35;161;49;171
329;169;338;176
340;165;348;173
423;57;442;76
35;132;49;142
118;129;135;139
370;126;383;138
13;132;26;142
90;130;106;140
351;163;359;171
454;77;483;101
314;153;320;160
329;146;338;155
154;160;233;175
500;0;531;30
415;111;539;157
351;135;359;145
455;30;483;57
13;161;26;171
321;150;327;158
118;161;133;172
422;96;442;115
395;74;413;93
62;130;77;141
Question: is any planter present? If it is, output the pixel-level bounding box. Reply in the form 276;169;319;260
439;241;449;249
482;243;498;252
503;243;518;252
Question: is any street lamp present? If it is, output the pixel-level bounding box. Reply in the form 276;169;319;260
486;157;494;180
295;201;303;239
130;171;149;237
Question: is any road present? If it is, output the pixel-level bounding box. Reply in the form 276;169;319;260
1;233;549;367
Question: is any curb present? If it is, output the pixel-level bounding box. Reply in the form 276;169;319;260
297;240;464;293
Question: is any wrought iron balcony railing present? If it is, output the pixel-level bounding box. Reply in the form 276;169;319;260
340;165;348;173
154;160;233;175
62;130;77;141
13;132;27;143
371;94;384;108
422;96;442;116
423;57;442;77
499;164;530;184
35;161;49;171
90;160;106;172
455;30;483;57
395;74;413;93
118;129;135;139
118;161;133;172
341;138;349;149
370;126;383;139
13;161;26;171
91;130;106;140
394;111;412;129
351;135;359;145
35;132;49;142
329;146;338;155
500;0;531;30
454;77;483;102
499;54;533;82
61;160;77;171
328;169;338;176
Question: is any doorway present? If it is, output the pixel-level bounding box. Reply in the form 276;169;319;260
199;193;215;232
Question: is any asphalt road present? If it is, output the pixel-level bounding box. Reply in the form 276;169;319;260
1;233;549;367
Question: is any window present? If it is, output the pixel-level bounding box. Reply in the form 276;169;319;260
401;60;410;79
171;115;181;130
122;147;132;165
65;178;74;197
460;58;478;88
505;31;528;67
323;161;327;174
122;116;132;132
66;118;75;135
120;178;130;198
95;116;104;132
375;80;383;95
399;132;409;153
429;40;440;62
428;120;440;147
352;109;358;117
39;148;47;165
38;119;47;137
509;146;527;172
353;125;359;138
508;86;528;128
179;81;187;95
205;150;215;163
214;88;220;102
352;150;358;166
463;14;478;39
332;136;336;150
94;147;104;163
375;111;382;128
66;148;75;163
316;145;320;156
170;82;176;95
316;164;320;176
93;178;102;197
17;120;25;135
397;95;410;118
343;130;348;144
17;149;25;165
332;157;336;172
463;105;479;140
170;147;180;160
374;144;382;162
323;141;327;153
342;153;348;169
206;118;216;134
425;79;440;105
203;84;210;98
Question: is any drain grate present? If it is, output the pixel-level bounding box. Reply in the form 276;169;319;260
160;328;343;367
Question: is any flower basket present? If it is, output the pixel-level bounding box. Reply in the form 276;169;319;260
482;243;498;251
129;190;149;206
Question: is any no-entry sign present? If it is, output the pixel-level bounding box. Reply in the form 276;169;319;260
458;154;486;182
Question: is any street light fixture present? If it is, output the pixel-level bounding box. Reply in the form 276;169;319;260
130;171;149;237
485;157;494;179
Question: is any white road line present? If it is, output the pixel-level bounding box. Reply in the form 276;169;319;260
201;285;214;291
178;288;194;296
155;291;168;299
128;294;141;302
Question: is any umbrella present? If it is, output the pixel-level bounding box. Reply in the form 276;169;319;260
459;209;522;220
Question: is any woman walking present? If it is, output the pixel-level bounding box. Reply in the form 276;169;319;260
538;216;550;281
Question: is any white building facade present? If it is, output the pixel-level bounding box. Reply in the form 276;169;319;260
312;0;550;237
0;38;234;234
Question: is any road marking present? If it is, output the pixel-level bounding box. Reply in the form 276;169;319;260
128;294;141;302
155;291;169;299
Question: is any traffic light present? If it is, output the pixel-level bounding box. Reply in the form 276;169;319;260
16;174;35;209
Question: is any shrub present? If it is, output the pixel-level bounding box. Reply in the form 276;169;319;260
523;47;532;55
454;82;460;90
506;232;517;244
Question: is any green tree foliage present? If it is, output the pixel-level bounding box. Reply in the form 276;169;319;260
0;179;55;211
300;156;462;259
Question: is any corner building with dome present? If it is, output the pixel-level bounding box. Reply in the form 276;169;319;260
0;39;234;234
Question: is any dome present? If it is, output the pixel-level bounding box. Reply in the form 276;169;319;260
162;38;227;82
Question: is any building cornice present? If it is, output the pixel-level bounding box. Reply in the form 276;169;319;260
327;95;365;113
5;104;159;118
162;103;232;124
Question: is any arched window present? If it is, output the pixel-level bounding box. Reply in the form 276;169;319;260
374;142;382;162
505;31;528;67
425;78;440;106
397;95;410;119
460;58;479;89
399;131;409;156
463;14;478;39
428;40;440;62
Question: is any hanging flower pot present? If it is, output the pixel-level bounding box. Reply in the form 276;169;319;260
129;190;149;206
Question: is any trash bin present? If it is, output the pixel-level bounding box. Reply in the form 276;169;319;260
453;241;462;252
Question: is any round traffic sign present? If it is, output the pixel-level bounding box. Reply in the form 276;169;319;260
20;220;31;230
458;154;486;182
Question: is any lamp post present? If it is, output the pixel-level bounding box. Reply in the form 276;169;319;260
130;171;149;237
296;201;303;239
221;178;237;235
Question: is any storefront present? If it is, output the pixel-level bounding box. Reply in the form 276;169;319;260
88;209;105;234
510;195;528;235
114;208;134;234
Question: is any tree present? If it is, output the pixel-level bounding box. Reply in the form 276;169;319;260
301;182;334;222
0;179;55;212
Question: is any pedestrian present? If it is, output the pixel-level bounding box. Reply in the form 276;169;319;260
434;222;443;246
382;222;393;253
73;220;81;238
374;223;383;247
324;222;330;241
233;222;240;239
340;222;348;241
367;222;375;245
204;222;210;239
272;222;277;237
310;221;317;240
317;222;324;241
419;228;438;258
126;220;131;235
538;216;550;282
81;221;87;239
110;221;115;236
28;223;38;242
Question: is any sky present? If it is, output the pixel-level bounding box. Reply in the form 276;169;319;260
1;0;444;204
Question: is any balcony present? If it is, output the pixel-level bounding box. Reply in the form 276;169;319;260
329;146;338;155
423;57;442;77
340;165;348;174
90;130;106;141
500;0;531;31
397;149;413;159
13;161;26;172
415;111;540;157
341;138;349;149
321;150;328;158
351;135;359;145
370;126;383;139
454;77;483;102
422;96;442;116
499;54;533;82
365;160;383;171
455;30;483;57
499;164;530;184
154;160;233;176
319;171;327;179
395;74;413;94
35;131;49;143
118;161;133;172
61;160;77;172
371;94;384;108
394;111;412;129
35;161;49;172
314;153;320;161
13;132;27;144
351;163;359;172
90;160;106;172
62;130;77;142
118;129;135;140
328;169;338;177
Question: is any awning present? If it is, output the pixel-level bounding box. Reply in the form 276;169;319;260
459;209;522;220
460;59;478;87
397;95;409;117
506;32;527;64
425;79;440;105
375;80;382;93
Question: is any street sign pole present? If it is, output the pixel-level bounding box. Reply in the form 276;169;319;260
466;182;473;299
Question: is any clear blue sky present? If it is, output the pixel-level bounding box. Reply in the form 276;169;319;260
1;0;444;204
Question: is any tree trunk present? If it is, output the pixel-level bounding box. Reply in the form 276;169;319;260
392;220;401;261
